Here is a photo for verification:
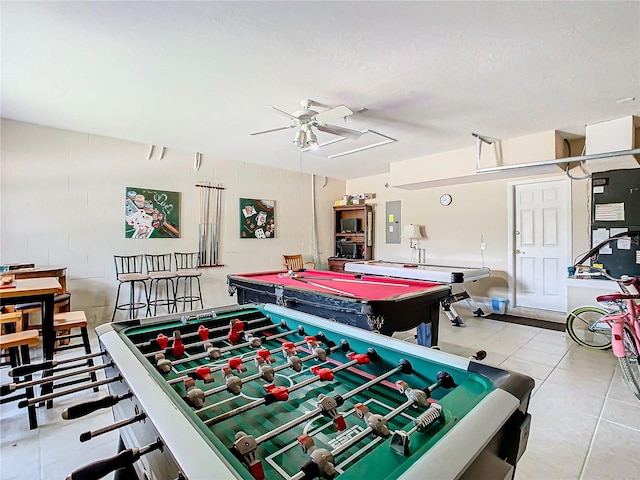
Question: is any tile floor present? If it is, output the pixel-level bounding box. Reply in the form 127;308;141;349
1;307;639;480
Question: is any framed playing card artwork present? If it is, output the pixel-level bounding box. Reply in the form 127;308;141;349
240;198;275;239
125;187;181;239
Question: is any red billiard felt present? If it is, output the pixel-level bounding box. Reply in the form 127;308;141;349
234;269;443;300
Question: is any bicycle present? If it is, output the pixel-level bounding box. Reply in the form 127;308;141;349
567;266;640;399
566;230;640;350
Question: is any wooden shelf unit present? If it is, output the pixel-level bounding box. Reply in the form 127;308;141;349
328;205;374;272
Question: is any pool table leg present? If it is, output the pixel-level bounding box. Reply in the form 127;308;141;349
416;323;432;347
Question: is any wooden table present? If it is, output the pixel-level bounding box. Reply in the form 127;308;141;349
0;278;62;361
11;265;67;294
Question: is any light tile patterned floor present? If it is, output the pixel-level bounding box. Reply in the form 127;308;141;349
1;308;639;479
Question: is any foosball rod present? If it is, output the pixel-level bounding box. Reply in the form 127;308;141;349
204;349;370;426
8;351;106;378
169;326;298;368
135;316;272;349
79;412;147;442
66;438;163;480
174;331;318;385
256;360;412;445
18;376;122;409
62;391;133;420
200;343;335;397
1;362;112;396
289;398;417;480
144;321;285;359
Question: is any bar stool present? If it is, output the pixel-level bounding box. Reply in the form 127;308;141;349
0;312;39;429
111;255;150;321
174;252;204;312
144;253;178;316
14;293;71;331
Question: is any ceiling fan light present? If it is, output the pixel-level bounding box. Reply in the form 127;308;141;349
293;130;304;146
306;130;318;148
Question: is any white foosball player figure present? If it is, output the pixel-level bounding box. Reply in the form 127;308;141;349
297;434;337;479
354;403;390;438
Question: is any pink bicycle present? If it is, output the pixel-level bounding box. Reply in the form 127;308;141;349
576;266;640;400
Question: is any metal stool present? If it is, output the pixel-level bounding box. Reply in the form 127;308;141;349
111;255;150;321
144;253;178;316
173;252;204;312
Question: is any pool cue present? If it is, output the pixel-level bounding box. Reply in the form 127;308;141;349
286;274;411;288
291;277;355;297
203;349;372;426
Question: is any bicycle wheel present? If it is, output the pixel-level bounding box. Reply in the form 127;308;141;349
618;326;640;400
566;305;612;349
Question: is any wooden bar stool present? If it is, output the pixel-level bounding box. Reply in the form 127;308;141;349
144;253;178;316
53;311;98;390
14;293;71;331
174;252;204;312
111;255;150;321
0;312;39;429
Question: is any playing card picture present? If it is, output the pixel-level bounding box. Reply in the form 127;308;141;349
240;198;275;239
125;187;181;239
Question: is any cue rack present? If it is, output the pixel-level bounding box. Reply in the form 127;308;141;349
196;183;225;267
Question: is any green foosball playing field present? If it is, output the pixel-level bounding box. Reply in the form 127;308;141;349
94;304;534;480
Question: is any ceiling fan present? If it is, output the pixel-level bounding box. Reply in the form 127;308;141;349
250;99;364;148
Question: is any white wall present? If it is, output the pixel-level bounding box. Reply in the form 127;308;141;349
0;119;345;325
347;169;592;305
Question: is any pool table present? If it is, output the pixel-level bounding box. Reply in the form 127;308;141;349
227;269;450;347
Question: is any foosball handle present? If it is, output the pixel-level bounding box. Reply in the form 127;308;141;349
62;392;133;420
66;439;162;480
9;361;55;378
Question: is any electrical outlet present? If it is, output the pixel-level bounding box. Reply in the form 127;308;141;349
480;242;486;251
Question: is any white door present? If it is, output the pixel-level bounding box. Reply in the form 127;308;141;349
513;179;569;311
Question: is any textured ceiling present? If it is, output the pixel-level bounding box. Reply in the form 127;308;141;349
2;1;639;179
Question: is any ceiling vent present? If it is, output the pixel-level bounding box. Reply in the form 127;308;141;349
585;116;640;172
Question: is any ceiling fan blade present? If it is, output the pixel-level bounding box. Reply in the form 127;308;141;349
314;105;353;123
250;125;295;136
316;124;363;140
262;106;298;121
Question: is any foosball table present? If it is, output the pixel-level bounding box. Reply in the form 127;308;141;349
69;303;534;480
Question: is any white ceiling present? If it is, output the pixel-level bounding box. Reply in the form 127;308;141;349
2;1;639;180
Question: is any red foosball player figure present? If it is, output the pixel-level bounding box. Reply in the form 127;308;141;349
171;330;185;358
354;403;390;438
154;353;172;373
197;325;209;341
228;319;245;344
194;366;214;383
184;378;205;409
317;394;346;431
232;431;265;480
297;434;336;479
155;333;169;350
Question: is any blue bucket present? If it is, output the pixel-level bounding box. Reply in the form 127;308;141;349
491;297;508;314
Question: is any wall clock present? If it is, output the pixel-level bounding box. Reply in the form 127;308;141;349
440;194;452;206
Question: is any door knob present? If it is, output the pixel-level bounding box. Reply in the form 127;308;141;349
515;249;525;254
